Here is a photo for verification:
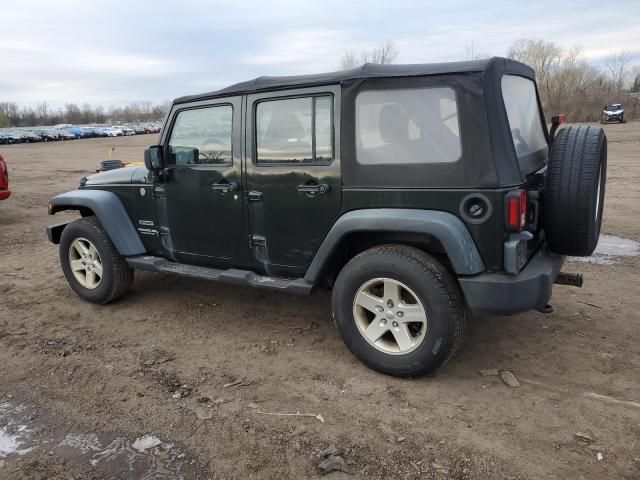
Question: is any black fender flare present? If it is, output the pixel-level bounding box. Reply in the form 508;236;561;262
304;209;485;283
48;190;146;256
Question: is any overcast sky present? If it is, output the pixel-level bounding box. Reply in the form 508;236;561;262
2;0;639;109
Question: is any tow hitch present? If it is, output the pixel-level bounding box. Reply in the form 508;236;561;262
555;272;584;288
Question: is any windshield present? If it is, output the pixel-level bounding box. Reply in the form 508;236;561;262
501;75;548;174
605;105;622;111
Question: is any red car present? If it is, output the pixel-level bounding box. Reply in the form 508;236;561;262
0;154;10;200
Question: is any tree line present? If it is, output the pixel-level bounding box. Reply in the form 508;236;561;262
0;101;171;128
2;38;638;128
506;39;639;122
340;39;640;123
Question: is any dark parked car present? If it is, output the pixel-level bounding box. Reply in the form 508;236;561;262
0;154;10;200
47;57;606;377
35;129;61;142
601;103;624;123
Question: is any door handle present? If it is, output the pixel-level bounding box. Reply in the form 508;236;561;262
211;181;239;193
297;183;330;195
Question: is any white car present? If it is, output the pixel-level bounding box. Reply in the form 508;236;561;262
601;104;624;123
106;127;124;137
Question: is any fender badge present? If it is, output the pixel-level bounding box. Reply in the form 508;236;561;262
139;188;146;197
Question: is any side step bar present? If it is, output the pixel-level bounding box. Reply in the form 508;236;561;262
126;256;314;295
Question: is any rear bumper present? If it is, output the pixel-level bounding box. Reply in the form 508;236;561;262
458;247;564;315
0;189;10;200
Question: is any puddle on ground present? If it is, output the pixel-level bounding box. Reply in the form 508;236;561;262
0;402;32;457
570;234;640;265
0;397;202;479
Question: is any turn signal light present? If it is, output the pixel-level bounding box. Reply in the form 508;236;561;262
506;190;527;231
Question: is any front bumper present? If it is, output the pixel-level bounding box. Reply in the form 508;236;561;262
458;247;564;315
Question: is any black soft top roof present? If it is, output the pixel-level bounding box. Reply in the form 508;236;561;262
174;56;533;104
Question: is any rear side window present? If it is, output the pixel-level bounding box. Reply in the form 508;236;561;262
501;75;547;168
255;96;333;164
356;87;461;165
168;105;233;166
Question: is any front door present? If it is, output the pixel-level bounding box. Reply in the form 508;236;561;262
245;86;341;274
158;97;243;264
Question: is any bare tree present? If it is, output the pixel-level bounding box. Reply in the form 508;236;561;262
21;106;36;126
0;102;20;126
65;103;81;124
505;38;640;122
81;103;93;124
605;50;632;92
0;107;10;128
339;40;399;70
36;102;49;124
340;50;358;70
367;40;399;64
465;41;490;61
507;38;562;102
632;69;640;93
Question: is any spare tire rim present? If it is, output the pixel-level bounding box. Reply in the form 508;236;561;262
352;278;428;355
69;238;103;289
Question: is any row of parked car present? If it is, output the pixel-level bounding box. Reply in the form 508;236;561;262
0;123;162;145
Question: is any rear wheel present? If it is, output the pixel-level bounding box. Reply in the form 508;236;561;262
60;217;133;304
332;245;465;377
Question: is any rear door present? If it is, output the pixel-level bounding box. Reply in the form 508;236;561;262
245;86;341;272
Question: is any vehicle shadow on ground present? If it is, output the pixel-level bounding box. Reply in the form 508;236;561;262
126;270;549;380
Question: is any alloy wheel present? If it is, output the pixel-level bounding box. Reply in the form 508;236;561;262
352;278;428;355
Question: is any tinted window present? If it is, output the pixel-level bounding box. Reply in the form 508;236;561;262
256;96;332;164
501;75;547;166
168;105;233;166
356;87;461;165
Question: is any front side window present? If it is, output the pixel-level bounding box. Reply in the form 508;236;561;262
501;75;547;170
168;105;233;166
356;87;461;165
256;96;333;164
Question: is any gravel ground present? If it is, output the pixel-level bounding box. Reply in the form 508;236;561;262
0;124;639;479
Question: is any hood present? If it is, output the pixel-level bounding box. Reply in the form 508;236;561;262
84;166;149;186
604;109;623;114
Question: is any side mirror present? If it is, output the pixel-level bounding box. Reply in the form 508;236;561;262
144;145;163;170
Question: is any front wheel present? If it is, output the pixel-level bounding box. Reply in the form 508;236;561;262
59;217;133;304
332;245;465;377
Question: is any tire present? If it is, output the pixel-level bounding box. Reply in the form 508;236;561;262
544;125;607;256
332;245;465;377
59;216;133;304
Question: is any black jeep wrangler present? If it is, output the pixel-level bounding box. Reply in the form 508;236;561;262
47;57;607;377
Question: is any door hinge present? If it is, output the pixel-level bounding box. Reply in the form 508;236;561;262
249;234;266;248
249;234;268;262
247;190;263;202
152;185;165;198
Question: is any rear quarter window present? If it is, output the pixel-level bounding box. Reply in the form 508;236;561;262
355;87;461;165
501;75;548;171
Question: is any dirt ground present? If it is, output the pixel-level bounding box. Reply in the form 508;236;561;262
0;123;639;480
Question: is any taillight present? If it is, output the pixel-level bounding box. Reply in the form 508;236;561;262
506;190;527;231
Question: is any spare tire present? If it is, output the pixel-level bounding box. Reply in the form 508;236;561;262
543;125;607;256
